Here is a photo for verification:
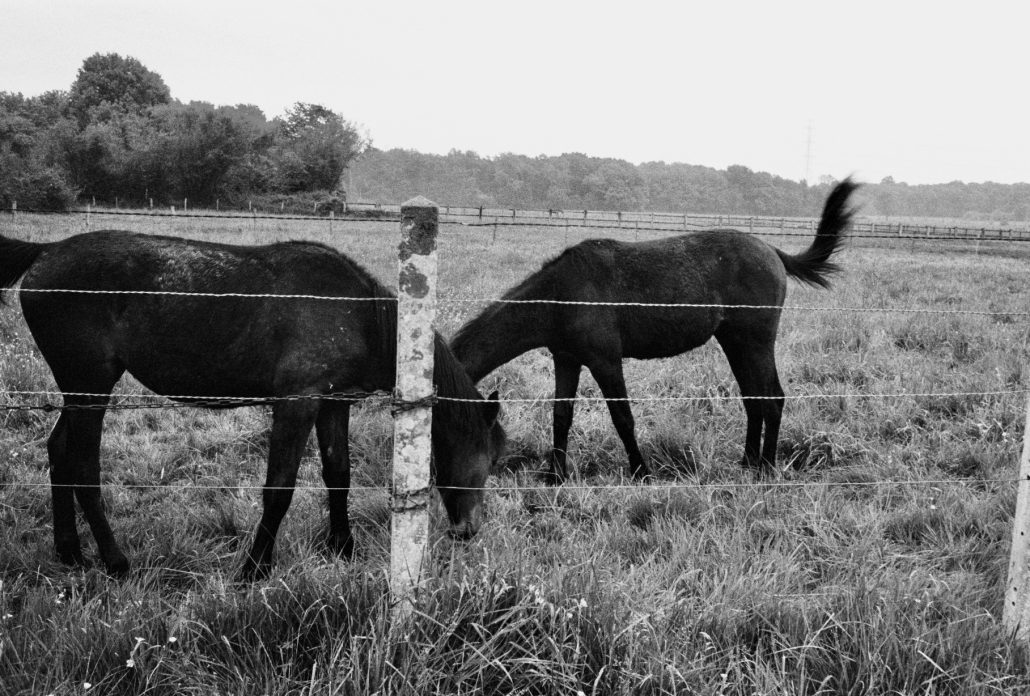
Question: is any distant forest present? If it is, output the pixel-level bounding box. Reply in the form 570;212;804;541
351;150;1030;222
3;53;1029;221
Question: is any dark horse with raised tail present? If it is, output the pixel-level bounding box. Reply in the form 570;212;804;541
0;231;504;580
452;179;857;483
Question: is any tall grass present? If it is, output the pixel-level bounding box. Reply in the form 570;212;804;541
0;210;1028;694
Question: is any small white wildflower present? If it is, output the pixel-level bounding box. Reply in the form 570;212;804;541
83;683;92;691
167;636;178;644
126;659;135;668
577;598;587;608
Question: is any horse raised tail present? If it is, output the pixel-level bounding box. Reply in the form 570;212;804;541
0;235;46;301
776;177;858;289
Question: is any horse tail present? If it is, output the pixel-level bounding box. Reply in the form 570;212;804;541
0;235;46;300
776;177;858;288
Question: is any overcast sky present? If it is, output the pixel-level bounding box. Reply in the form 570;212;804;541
4;1;1028;185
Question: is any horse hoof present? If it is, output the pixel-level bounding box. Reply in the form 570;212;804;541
237;554;274;583
323;531;354;559
56;547;88;568
630;465;651;481
541;470;566;486
104;555;131;578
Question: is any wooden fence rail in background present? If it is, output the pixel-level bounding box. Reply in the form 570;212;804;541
10;199;1030;242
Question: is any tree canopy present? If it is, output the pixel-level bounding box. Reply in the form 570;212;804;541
0;54;365;210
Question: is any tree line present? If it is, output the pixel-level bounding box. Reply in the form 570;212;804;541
0;53;365;212
2;53;1028;222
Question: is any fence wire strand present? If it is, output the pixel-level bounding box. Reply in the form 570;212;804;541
1;387;1026;412
4;477;1020;494
5;287;1028;318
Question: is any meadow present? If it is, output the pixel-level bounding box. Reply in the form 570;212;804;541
0;209;1028;695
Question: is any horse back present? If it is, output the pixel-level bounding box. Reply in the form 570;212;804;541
18;231;395;397
535;232;788;359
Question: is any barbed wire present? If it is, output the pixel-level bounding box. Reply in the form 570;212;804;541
12;287;394;302
442;298;1030;317
2;476;1021;494
0;390;446;413
4;287;1027;318
1;386;1025;412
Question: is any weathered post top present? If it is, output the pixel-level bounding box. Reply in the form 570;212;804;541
398;196;439;299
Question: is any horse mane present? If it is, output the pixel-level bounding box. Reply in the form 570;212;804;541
499;239;617;303
432;332;494;437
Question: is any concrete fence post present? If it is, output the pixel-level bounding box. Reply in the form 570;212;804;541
1005;393;1030;639
390;195;438;621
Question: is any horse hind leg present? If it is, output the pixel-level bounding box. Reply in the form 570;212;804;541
716;332;782;475
315;402;353;559
47;412;83;566
61;389;129;575
759;370;785;470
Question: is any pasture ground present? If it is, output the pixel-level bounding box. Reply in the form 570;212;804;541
0;211;1028;694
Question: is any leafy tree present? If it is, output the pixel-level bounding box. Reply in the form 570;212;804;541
272;102;367;192
0;92;77;209
141;103;250;202
67;53;171;126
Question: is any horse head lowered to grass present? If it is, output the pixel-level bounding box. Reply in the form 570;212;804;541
0;231;504;580
451;179;857;483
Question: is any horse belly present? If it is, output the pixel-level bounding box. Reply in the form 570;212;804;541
108;306;304;401
620;308;719;359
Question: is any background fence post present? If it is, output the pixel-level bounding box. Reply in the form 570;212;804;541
1005;393;1030;639
390;195;438;622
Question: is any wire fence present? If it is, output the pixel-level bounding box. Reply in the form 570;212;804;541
0;207;1026;499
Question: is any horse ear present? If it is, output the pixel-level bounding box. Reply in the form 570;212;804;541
483;390;500;424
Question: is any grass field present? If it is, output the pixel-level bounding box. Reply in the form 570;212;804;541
1;209;1029;694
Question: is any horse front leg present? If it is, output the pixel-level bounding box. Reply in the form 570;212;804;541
240;400;318;582
587;360;649;480
548;353;581;485
315;402;354;559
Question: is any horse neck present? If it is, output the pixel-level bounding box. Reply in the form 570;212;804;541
451;299;547;382
431;333;488;437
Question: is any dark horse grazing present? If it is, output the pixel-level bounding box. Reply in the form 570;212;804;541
0;230;504;580
452;179;857;482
